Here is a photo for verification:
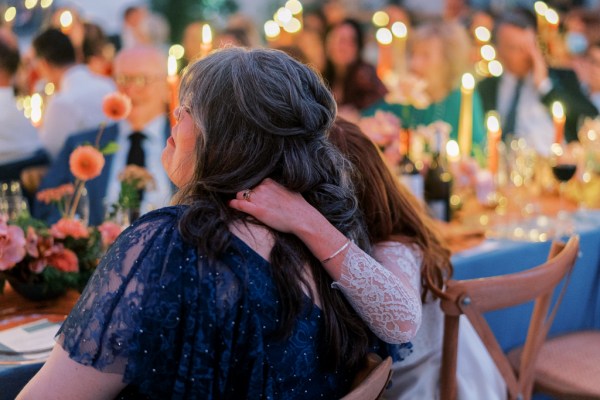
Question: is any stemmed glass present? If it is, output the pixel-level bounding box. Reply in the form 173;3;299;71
0;181;29;221
549;143;578;235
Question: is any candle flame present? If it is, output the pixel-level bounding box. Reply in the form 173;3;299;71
552;101;564;119
376;28;393;45
480;44;496;61
24;0;37;10
545;9;559;25
264;20;281;39
486;114;500;132
283;17;302;33
275;7;293;25
474;26;491;42
167;55;177;77
391;22;407;39
202;24;212;45
488;60;503;77
4;7;16;22
285;0;303;15
60;10;73;28
372;11;389;27
446;140;460;161
461;73;475;90
169;44;185;60
534;1;548;16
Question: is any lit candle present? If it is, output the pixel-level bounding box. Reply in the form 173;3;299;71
458;73;475;157
285;0;303;28
486;112;501;175
375;27;393;81
264;20;281;41
552;101;565;144
200;24;212;58
446;139;460;163
534;1;548;38
59;10;73;34
167;55;179;127
391;21;408;75
545;8;559;32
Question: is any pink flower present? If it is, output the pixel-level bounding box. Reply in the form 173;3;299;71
47;248;79;273
102;92;132;121
358;111;401;147
98;221;122;248
69;145;105;181
50;218;89;240
0;222;26;271
27;236;59;274
36;183;75;204
25;227;39;258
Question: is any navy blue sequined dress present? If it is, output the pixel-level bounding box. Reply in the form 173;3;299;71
57;206;363;399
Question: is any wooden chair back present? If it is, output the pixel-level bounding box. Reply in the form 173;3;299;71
341;353;393;400
435;235;580;400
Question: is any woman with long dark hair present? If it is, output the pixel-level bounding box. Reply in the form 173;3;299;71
18;49;418;399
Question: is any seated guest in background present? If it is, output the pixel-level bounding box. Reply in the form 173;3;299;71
215;27;251;48
0;29;48;185
82;22;115;77
19;48;393;399
364;21;486;149
477;12;598;154
35;45;172;226
323;18;387;117
232;119;506;400
586;40;600;112
32;28;115;159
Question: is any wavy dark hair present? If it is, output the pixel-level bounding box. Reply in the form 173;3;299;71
328;118;453;301
174;47;371;370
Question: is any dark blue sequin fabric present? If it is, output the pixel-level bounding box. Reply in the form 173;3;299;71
57;206;367;399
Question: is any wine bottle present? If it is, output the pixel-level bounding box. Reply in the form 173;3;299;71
424;134;452;222
398;154;424;201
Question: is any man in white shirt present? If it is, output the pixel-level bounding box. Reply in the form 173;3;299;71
32;28;115;159
477;12;597;155
0;28;48;182
36;46;172;225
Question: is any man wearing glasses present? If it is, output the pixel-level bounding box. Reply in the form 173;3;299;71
35;45;172;226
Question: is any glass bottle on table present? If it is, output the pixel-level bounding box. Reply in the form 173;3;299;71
398;128;424;201
425;131;452;222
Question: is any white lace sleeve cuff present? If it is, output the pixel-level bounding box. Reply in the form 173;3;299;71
331;242;422;344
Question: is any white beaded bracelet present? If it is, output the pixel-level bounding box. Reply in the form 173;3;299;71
321;239;351;264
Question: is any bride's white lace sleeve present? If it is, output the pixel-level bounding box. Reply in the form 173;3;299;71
331;241;423;344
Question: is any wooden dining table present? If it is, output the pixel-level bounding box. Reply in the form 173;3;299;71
0;187;596;397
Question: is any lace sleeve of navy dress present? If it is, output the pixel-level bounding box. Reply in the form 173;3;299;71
57;205;377;399
331;241;423;344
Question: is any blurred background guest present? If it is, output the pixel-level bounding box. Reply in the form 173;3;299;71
477;12;598;153
32;28;115;160
364;21;486;148
323;18;387;118
36;46;172;225
82;22;115;77
215;27;251;48
586;40;600;112
0;28;48;186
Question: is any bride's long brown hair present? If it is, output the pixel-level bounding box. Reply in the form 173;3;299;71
328;118;453;299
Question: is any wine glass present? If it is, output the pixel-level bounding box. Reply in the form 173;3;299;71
549;143;578;235
0;181;29;221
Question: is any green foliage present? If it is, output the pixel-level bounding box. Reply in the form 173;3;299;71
150;0;238;43
101;142;120;155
